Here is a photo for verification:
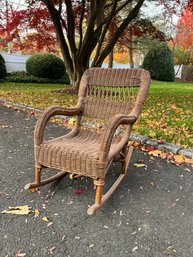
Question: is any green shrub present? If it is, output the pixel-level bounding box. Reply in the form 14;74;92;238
26;53;66;79
142;43;175;82
3;71;70;84
0;54;7;79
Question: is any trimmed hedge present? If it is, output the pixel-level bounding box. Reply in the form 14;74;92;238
1;71;70;84
26;53;66;79
142;43;175;82
0;54;7;79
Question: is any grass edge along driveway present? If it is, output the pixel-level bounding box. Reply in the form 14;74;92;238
0;80;192;148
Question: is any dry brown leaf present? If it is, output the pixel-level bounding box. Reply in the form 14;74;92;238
2;205;31;215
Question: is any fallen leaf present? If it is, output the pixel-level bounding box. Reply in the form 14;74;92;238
150;181;157;187
2;205;31;215
68;117;76;125
132;246;138;252
184;158;193;164
34;209;40;217
148;150;162;157
133;163;147;168
73;188;83;195
160;152;168;159
173;154;185;164
0;125;10;128
145;146;156;152
15;250;27;257
69;174;81;179
47;222;53;227
42;216;49;222
48;247;56;253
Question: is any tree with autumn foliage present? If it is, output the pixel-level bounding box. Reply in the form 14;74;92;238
0;1;59;54
0;0;188;89
116;18;166;67
171;1;193;65
26;0;186;89
176;1;193;50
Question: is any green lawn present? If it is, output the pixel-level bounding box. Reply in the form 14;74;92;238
0;80;192;147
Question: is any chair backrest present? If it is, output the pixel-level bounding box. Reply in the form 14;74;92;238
78;68;150;122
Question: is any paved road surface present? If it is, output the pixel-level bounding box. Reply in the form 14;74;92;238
0;104;193;257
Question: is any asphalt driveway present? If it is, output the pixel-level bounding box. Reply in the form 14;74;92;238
0;104;193;257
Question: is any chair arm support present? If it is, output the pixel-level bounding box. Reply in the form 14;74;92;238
34;106;82;146
99;114;137;161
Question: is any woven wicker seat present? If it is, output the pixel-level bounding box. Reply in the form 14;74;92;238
25;68;151;215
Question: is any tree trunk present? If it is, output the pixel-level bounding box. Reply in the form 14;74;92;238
108;50;114;68
68;65;85;91
129;43;134;68
128;29;134;68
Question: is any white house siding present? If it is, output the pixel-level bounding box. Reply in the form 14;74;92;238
0;52;31;72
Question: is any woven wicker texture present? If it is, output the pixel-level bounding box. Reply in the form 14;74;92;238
34;68;150;180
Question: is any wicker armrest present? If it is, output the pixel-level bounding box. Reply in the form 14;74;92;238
99;114;137;161
34;106;82;146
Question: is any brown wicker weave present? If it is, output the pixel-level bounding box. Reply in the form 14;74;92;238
25;68;151;215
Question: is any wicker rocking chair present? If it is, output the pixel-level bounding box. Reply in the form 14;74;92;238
25;68;151;215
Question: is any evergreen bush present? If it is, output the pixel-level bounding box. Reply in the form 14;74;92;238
26;53;66;79
142;43;175;82
3;71;70;84
0;54;7;79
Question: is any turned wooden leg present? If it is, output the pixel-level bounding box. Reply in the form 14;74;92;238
87;179;104;215
95;185;103;205
34;166;41;185
24;166;67;190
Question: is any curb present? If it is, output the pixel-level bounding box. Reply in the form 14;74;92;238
0;97;193;159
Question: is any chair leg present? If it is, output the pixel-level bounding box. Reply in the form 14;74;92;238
24;166;67;190
95;184;103;205
87;145;134;215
